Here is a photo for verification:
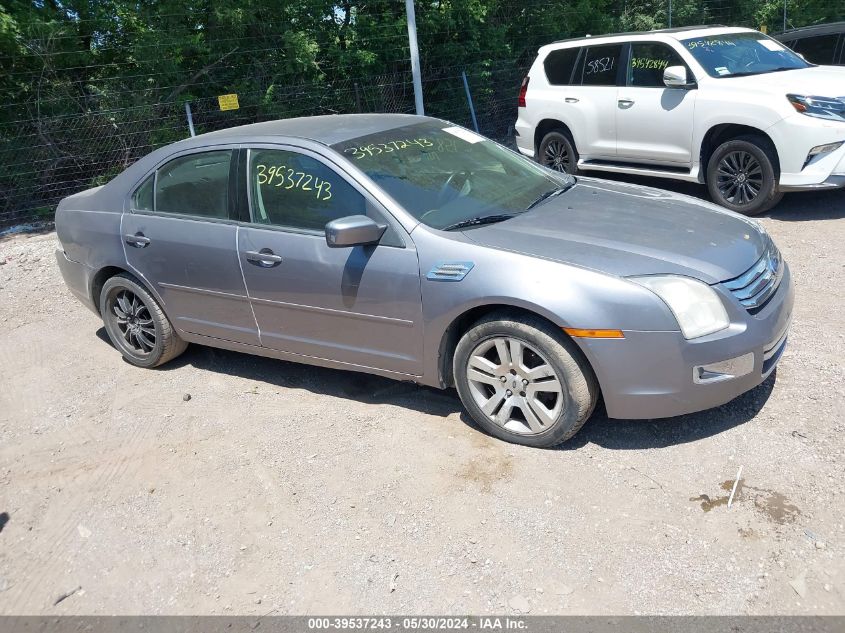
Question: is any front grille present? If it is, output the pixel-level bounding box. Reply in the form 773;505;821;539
723;241;783;314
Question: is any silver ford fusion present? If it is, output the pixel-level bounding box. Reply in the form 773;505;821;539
55;114;793;447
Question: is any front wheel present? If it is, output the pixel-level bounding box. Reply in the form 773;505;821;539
453;313;598;448
100;273;187;368
706;136;783;216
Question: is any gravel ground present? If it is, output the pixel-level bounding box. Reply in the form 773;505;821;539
0;186;843;616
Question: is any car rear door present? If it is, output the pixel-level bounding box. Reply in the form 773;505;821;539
236;145;424;376
569;42;626;159
122;147;260;346
615;41;698;165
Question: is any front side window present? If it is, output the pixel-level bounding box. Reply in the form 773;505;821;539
580;44;623;86
681;32;810;78
628;42;687;87
248;149;366;231
331;122;570;231
154;150;232;218
791;34;839;65
544;47;581;85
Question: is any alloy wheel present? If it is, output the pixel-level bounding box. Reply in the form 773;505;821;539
716;150;763;206
465;336;565;435
543;140;570;173
110;289;156;355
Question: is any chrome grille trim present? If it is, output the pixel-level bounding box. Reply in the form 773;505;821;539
723;241;782;313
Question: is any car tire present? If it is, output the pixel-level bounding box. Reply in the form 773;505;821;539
100;273;187;368
538;130;579;175
706;135;783;216
453;312;598;448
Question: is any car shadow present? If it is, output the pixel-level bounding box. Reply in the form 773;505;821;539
97;327;778;452
591;172;845;221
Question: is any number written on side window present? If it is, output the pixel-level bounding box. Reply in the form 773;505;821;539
585;56;615;75
255;164;332;201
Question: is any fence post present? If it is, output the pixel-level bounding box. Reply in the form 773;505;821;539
184;102;196;137
461;71;479;133
354;82;363;113
405;0;425;115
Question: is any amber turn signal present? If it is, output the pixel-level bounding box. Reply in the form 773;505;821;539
563;327;625;339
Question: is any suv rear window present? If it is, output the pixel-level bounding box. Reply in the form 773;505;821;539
580;44;623;86
544;47;580;85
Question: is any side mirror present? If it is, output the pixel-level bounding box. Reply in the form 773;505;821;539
663;65;694;88
325;215;387;248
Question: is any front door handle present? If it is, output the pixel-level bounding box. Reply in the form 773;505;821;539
245;249;282;267
125;233;151;248
618;98;635;107
564;97;579;103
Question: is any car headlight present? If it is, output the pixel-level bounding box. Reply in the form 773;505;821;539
786;94;845;122
630;275;730;339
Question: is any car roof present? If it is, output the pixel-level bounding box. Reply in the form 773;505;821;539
775;21;845;40
188;113;430;146
540;25;756;53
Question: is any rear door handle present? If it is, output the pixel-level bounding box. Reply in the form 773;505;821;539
245;249;282;267
564;97;579;103
124;233;150;248
618;98;635;107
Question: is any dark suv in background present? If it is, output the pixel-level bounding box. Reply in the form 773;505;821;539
777;22;845;65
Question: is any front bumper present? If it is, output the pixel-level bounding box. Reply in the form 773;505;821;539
769;114;845;189
577;263;794;420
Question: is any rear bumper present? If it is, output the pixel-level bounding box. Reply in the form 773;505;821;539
514;117;535;158
55;249;97;314
578;264;794;420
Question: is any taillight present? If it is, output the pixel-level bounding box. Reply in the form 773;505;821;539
518;76;529;108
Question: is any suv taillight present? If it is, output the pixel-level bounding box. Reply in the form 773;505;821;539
518;76;529;108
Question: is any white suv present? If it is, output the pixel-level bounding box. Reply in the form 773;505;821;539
515;25;845;215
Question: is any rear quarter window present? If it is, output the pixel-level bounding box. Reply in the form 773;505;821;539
544;47;581;85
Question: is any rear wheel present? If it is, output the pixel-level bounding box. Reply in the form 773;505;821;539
538;130;578;175
100;273;187;368
453;313;598;448
706;136;783;216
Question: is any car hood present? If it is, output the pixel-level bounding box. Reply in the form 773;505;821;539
720;65;845;96
461;179;767;284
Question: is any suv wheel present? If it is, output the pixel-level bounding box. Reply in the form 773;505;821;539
539;130;578;174
706;136;783;216
453;312;598;448
100;273;188;368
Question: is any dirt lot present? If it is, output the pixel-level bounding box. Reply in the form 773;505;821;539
0;186;843;616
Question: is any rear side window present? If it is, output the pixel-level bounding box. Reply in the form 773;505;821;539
580;44;623;86
792;34;840;65
155;151;232;219
132;174;154;211
628;42;687;87
544;47;581;85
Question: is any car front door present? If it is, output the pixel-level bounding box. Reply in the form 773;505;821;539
615;42;698;165
122;147;260;346
237;146;424;376
571;43;626;158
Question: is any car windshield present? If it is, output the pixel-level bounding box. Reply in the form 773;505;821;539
331;121;572;230
681;31;811;78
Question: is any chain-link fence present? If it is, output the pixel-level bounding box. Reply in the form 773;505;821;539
1;0;842;228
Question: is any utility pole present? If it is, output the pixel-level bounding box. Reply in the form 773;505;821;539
783;0;787;32
668;0;672;28
405;0;424;115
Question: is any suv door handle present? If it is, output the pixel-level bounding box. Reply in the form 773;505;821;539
124;233;150;248
618;98;635;107
245;249;282;267
564;97;579;103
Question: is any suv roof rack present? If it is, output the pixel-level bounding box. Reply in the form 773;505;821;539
550;24;728;45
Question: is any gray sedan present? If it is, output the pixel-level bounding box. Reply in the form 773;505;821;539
55;114;793;447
